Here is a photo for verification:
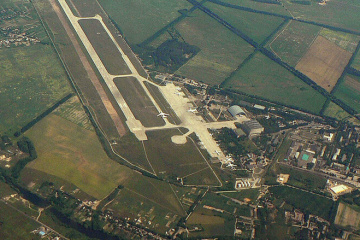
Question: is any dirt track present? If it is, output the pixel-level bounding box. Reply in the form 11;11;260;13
49;0;127;136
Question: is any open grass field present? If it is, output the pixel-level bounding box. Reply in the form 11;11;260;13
353;51;360;71
0;181;16;197
323;102;351;121
20;167;94;200
187;207;235;237
0;201;41;240
54;96;94;131
319;28;360;53
144;82;181;125
225;52;327;113
106;186;184;234
334;75;360;112
97;0;193;45
222;188;260;204
296;36;352;92
79;19;131;76
114;77;165;127
205;1;285;44
173;11;254;85
269;186;334;220
335;202;360;230
24;114;134;199
267;20;321;66
144;129;220;186
0;44;72;134
282;0;360;33
217;0;291;16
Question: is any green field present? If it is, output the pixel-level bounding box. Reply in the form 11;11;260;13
97;0;193;45
54;96;94;131
114;77;165;127
205;1;285;44
334;75;360;112
144;129;220;186
24;114;133;199
0;181;16;197
0;201;41;240
323;102;351;120
0;45;72;134
79;19;131;75
217;0;291;16
225;52;327;113
353;51;360;71
222;188;260;204
187;207;235;237
319;28;360;53
267;20;321;66
269;186;334;220
144;82;182;125
174;11;254;85
282;0;360;32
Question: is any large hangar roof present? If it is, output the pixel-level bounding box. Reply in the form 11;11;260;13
228;105;245;117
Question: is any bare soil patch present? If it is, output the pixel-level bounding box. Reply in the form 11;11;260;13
335;202;360;230
296;36;352;92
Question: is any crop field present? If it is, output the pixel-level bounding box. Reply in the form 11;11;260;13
267;20;321;66
54;96;93;131
323;102;351;121
217;0;291;16
282;0;360;33
334;75;360;112
335;202;360;229
225;53;327;113
144;129;220;186
97;0;193;45
114;77;165;127
24;114;134;199
205;1;285;44
0;44;72;134
319;28;360;53
296;36;352;92
79;19;131;76
174;11;254;85
0;201;42;240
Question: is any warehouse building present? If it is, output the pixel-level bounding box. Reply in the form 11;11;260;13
228;105;246;117
241;119;264;138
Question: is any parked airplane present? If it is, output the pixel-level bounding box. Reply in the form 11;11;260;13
214;150;221;155
187;108;198;113
227;163;236;169
157;112;169;118
174;92;182;96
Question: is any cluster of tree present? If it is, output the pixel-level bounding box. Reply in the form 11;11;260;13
11;137;37;178
0;135;12;150
14;93;73;137
153;39;200;72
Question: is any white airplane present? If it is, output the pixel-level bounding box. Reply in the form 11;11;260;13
187;108;198;113
157;112;169;118
227;163;236;168
225;157;234;163
176;87;182;91
174;92;182;96
214;150;221;155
